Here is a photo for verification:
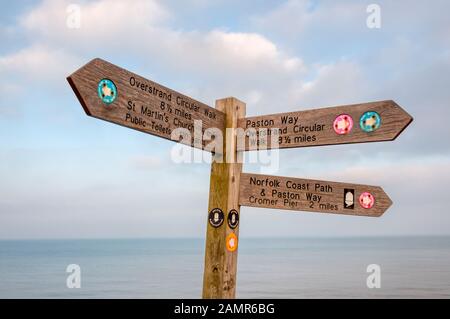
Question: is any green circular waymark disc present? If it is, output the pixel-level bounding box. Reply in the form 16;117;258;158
360;111;381;132
97;79;117;105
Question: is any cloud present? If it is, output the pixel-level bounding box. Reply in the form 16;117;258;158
248;0;450;162
17;0;303;77
0;146;211;239
1;0;308;121
0;44;82;118
0;44;80;83
6;0;307;106
288;61;368;107
20;0;170;39
129;155;163;170
251;0;366;42
193;30;303;74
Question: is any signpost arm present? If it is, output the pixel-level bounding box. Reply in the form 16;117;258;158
202;97;246;299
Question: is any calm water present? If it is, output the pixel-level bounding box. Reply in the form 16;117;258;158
0;237;449;298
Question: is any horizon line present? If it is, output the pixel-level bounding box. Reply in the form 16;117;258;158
1;234;450;241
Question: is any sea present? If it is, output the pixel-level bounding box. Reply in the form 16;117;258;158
1;237;449;298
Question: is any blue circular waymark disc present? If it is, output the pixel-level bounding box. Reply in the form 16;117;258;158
360;111;381;132
97;79;117;105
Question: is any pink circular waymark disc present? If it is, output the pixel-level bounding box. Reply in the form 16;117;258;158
333;114;353;135
359;192;375;209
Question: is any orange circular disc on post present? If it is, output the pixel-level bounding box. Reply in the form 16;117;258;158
226;233;238;252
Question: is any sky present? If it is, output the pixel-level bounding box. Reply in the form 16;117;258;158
0;0;449;239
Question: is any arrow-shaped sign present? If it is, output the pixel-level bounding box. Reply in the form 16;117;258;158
239;173;392;217
67;58;225;151
238;100;413;150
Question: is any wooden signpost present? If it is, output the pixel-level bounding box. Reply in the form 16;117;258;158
239;173;392;217
239;100;412;150
67;58;225;151
67;58;413;299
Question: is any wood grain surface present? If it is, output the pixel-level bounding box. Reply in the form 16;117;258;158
202;98;245;299
67;58;225;151
239;173;392;217
237;100;413;150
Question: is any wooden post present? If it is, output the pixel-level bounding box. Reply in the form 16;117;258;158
202;97;246;299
